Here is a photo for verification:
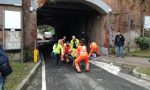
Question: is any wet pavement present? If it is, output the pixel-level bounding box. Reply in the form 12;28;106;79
26;66;42;90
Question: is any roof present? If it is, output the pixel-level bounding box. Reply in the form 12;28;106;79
0;0;22;6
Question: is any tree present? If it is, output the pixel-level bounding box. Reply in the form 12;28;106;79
38;25;55;35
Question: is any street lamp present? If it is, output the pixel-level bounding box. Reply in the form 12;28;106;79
109;9;112;14
109;8;112;28
108;8;113;46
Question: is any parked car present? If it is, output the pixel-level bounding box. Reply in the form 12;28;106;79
37;33;43;40
43;32;52;40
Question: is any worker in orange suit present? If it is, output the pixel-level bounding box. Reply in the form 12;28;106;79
75;39;89;73
60;39;65;61
63;41;73;62
89;42;101;57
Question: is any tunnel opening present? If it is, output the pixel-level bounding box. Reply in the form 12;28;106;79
37;24;55;40
37;1;101;42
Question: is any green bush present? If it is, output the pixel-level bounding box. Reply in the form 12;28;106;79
23;47;33;62
136;37;150;50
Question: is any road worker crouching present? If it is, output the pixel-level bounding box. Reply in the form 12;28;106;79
89;42;101;58
74;39;89;73
63;41;73;63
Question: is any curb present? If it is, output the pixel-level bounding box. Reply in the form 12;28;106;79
133;67;150;81
15;60;41;90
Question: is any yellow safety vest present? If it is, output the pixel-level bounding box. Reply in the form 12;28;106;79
70;39;79;49
53;43;63;54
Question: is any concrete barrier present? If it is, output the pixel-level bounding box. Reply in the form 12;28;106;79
133;67;150;81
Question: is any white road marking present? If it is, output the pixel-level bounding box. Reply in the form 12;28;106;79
90;60;121;75
42;61;46;90
90;60;150;89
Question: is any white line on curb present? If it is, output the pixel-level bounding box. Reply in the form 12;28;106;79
42;60;46;90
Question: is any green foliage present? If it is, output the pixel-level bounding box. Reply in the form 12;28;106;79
5;61;34;90
23;47;33;62
38;25;55;35
128;50;150;58
136;37;150;50
137;67;150;76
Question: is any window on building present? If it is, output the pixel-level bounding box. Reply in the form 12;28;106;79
4;11;21;29
0;0;22;6
144;16;150;31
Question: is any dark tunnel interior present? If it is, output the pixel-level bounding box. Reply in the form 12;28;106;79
37;1;100;41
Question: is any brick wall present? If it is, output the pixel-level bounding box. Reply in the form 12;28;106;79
101;0;150;49
21;0;150;55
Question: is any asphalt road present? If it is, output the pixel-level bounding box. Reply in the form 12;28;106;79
26;52;149;90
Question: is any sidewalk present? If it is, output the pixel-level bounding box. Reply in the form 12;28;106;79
99;55;150;68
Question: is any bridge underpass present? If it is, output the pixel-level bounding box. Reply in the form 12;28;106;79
37;2;101;41
25;1;150;90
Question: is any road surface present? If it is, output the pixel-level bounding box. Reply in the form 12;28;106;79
26;52;149;90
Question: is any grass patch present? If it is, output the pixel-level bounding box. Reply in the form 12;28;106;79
5;61;35;90
137;67;150;76
128;50;150;58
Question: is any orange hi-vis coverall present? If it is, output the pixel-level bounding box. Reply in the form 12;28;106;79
89;42;101;57
75;45;89;72
63;44;72;62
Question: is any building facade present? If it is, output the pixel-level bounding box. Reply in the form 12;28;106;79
102;0;150;50
0;0;150;61
0;0;22;61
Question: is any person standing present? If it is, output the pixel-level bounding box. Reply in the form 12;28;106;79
0;45;6;90
0;44;12;90
80;31;88;46
114;31;125;58
70;36;79;49
70;36;79;58
62;36;66;44
52;35;58;43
